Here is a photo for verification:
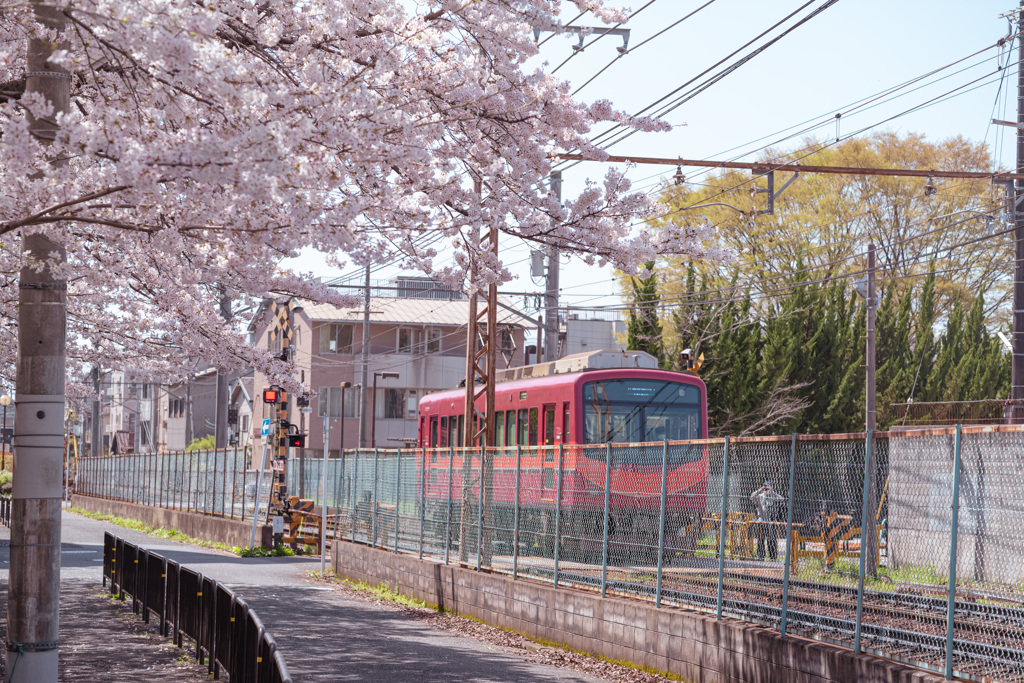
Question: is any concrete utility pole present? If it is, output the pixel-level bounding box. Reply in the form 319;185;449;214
91;367;101;458
185;375;194;447
10;3;71;678
543;172;562;363
358;264;371;447
866;243;876;432
1014;0;1024;422
865;243;879;576
214;288;232;448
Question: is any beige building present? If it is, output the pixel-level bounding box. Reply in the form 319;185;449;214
249;279;532;460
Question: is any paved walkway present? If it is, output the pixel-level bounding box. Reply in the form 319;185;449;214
0;512;606;682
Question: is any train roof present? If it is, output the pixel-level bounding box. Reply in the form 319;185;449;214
419;349;703;408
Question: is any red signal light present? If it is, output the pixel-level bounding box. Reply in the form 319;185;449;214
263;389;278;403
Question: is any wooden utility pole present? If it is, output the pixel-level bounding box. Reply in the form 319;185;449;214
10;3;71;679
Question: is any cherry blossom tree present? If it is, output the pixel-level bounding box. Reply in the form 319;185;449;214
1;0;720;392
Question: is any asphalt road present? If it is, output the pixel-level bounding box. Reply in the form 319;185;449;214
0;511;603;682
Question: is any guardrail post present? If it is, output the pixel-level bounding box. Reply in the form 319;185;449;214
394;450;403;554
655;439;669;608
351;449;359;543
513;445;522;580
945;424;964;680
601;443;612;598
371;448;379;549
780;433;798;636
476;446;484;571
716;436;731;620
445;447;454;565
854;429;874;654
553;443;564;588
231;447;238;520
419;448;426;560
212;449;218;515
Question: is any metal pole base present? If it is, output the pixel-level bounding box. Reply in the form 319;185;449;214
5;647;58;682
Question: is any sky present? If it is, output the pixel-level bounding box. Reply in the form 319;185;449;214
284;0;1022;336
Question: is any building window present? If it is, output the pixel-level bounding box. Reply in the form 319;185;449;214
377;388;406;419
142;384;150;399
319;323;354;354
499;327;515;353
397;328;413;353
140;421;150;447
427;328;441;353
318;386;356;418
406;390;418;419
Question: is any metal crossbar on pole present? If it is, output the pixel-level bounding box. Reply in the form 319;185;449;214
556;153;1024;180
600;443;612;598
445;448;454;565
553;444;564;589
716;437;730;621
780;434;798;636
945;425;964;680
854;429;873;654
655;439;669;609
513;445;522;580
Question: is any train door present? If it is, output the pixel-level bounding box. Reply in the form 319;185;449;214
542;404;555;446
542;404;556;491
562;401;571;444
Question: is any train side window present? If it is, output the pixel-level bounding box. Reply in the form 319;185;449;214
457;414;464;447
506;409;516;446
439;417;448;448
562;402;570;444
528;407;538;446
448;416;458;448
543;404;555;449
496;412;505;447
517;409;528;446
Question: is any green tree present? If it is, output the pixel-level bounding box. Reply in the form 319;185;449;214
626;261;665;366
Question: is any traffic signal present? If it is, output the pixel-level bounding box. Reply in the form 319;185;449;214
263;388;278;403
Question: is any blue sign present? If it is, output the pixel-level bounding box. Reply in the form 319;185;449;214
261;418;272;437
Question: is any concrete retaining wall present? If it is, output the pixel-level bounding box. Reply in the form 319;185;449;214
75;494;272;548
332;541;943;683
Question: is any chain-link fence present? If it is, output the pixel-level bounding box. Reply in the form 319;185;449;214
77;427;1024;682
76;448;265;521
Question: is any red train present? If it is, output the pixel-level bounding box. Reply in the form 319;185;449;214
416;350;709;559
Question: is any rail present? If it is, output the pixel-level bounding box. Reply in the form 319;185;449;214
102;531;292;682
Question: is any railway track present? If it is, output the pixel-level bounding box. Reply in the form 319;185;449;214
532;564;1024;682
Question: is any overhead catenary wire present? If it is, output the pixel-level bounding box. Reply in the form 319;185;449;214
571;0;719;96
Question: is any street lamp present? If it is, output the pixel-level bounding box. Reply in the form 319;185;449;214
0;394;9;470
370;372;399;447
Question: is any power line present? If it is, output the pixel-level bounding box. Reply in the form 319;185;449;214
571;0;719;96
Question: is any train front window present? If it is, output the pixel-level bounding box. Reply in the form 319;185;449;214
582;379;701;444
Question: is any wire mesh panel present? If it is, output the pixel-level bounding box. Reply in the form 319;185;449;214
949;429;1024;682
654;439;720;614
782;436;867;647
711;438;794;630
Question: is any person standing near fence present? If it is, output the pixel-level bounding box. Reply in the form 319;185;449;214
750;481;785;561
